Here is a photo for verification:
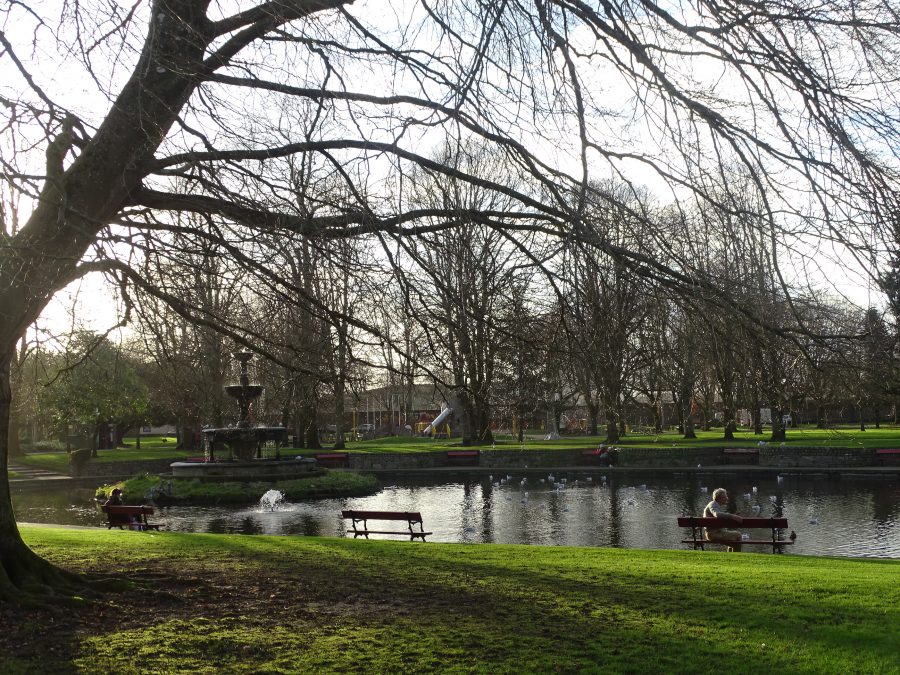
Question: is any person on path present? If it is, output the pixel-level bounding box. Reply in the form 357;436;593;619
703;488;743;552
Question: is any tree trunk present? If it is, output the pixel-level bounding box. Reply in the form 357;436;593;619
586;401;599;436
0;353;82;600
816;404;827;429
770;405;786;442
752;402;763;435
604;406;620;443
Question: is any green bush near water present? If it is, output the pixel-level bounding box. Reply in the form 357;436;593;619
11;525;900;673
96;470;380;504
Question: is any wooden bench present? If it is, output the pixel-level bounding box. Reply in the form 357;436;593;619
678;516;795;553
102;505;161;531
722;448;760;465
446;450;479;466
341;510;431;540
874;449;900;465
315;452;349;468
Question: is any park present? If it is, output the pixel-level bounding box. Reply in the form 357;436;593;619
2;0;900;672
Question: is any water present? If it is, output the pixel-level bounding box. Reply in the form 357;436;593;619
13;472;900;558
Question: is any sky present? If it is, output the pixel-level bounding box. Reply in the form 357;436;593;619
3;0;891;343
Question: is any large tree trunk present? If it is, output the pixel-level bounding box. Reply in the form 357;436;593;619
770;404;786;442
586;400;599;436
0;354;82;601
604;406;620;443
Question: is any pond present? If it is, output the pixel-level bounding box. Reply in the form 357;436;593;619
13;471;900;558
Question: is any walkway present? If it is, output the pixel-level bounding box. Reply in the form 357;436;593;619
9;462;72;483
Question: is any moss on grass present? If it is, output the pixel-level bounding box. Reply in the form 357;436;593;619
96;470;380;505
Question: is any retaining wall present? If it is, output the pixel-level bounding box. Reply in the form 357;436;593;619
758;446;875;467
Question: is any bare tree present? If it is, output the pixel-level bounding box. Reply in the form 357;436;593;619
1;0;898;600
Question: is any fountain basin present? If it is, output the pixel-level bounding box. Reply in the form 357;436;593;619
170;457;320;480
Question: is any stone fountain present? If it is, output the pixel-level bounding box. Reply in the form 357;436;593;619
170;352;319;480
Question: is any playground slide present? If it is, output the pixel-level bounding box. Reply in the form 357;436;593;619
422;407;452;436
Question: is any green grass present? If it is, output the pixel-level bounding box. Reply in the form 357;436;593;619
347;425;900;452
16;427;900;475
8;471;19;479
95;470;380;504
17;436;191;473
10;526;899;673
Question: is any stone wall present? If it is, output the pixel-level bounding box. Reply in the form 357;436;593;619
73;458;175;478
759;446;875;467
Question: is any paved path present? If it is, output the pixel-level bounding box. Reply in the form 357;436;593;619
9;462;71;482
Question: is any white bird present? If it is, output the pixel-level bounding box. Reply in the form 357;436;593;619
777;475;784;483
751;505;761;514
743;493;752;500
769;495;778;502
700;487;708;493
697;464;702;468
752;486;758;493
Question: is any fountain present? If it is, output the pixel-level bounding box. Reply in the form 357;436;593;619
170;352;319;480
259;489;285;511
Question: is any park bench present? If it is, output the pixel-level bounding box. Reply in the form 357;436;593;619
446;450;480;466
101;505;161;531
341;510;431;540
874;449;900;466
315;452;349;468
722;448;760;465
677;516;795;553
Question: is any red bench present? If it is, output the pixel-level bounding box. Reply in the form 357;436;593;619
101;505;161;531
315;452;349;468
341;510;431;540
722;448;760;464
446;450;480;466
874;449;900;465
677;516;795;553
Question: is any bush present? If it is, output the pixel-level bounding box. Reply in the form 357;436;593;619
68;448;92;476
29;439;66;453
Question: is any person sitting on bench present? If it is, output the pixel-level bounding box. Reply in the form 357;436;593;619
703;488;744;552
104;488;124;507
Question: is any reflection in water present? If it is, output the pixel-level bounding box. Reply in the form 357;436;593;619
13;472;900;558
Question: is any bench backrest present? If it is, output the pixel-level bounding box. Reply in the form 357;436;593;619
342;510;423;523
677;516;788;528
102;505;154;517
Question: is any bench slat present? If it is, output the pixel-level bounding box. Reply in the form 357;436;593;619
677;517;788;528
342;510;423;521
350;530;432;536
681;540;793;546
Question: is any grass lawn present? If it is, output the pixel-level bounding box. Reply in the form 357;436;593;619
16;427;900;474
17;436;191;473
96;471;380;504
346;425;900;452
3;527;896;673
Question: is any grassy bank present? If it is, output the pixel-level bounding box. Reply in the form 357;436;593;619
4;526;897;673
96;470;380;504
16;426;900;474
